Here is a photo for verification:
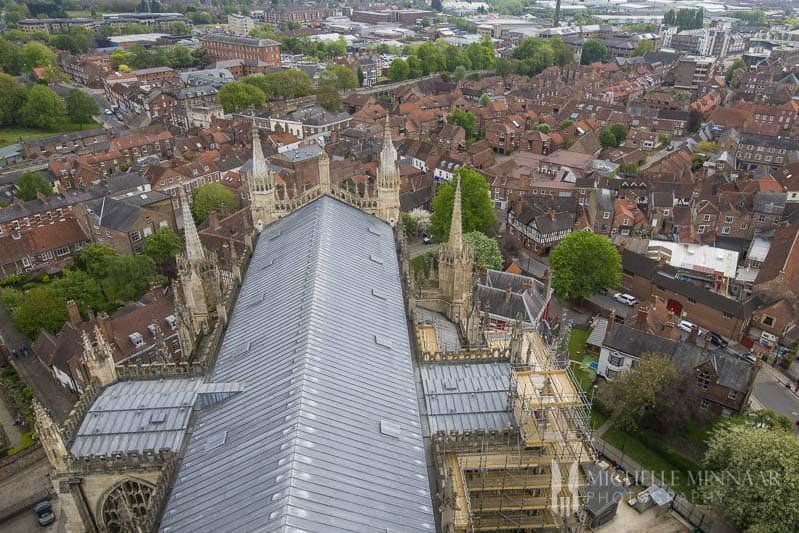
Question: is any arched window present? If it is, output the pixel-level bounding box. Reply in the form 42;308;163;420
100;478;155;533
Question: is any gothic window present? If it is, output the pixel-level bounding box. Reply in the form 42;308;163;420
100;478;155;533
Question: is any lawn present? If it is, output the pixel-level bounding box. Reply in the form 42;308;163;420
568;328;590;361
3;432;36;457
602;426;702;498
0;121;100;149
590;407;609;430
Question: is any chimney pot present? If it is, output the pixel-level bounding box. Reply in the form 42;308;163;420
66;300;81;326
505;285;512;304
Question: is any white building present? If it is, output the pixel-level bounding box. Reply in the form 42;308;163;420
228;14;254;36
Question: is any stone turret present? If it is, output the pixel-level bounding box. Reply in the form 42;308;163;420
248;120;276;231
33;399;67;470
178;187;204;266
318;138;331;195
375;114;401;225
83;327;117;387
438;176;474;324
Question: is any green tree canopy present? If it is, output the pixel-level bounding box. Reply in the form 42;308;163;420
11;285;67;339
703;423;799;533
143;227;182;264
54;269;106;316
73;244;118;280
580;39;608;65
242;69;314;100
598;129;618;148
725;58;746;83
65;89;99;125
463;231;503;270
537;123;552;134
388;58;409;81
319;64;358;89
447;108;476;142
407;55;423;78
631;39;654;57
0;39;24;75
218;81;266;113
430;168;497;242
599;353;680;432
549;231;621;299
15;171;53;201
316;80;341;112
190;183;239;224
20;85;64;130
21;41;54;70
102;255;159;304
479;93;490;107
0;73;26;127
609;123;628;143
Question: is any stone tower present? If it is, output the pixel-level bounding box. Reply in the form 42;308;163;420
438;176;474;324
33;399;67;470
375;115;401;225
175;187;223;338
82;327;117;387
248;121;276;231
318;139;331;195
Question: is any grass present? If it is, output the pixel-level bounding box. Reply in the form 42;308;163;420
590;407;609;430
66;10;94;17
568;328;590;361
603;426;702;498
3;432;36;457
0;121;100;149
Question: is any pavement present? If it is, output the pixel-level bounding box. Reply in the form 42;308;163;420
751;364;799;423
0;306;77;424
0;395;22;449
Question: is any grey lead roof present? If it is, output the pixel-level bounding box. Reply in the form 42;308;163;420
161;196;434;533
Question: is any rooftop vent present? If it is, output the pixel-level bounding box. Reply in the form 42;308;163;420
165;315;177;330
380;420;401;438
129;332;145;347
204;430;228;451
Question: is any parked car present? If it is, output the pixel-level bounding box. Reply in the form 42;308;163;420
422;235;432;244
677;320;701;334
613;293;637;306
33;501;55;527
705;331;728;348
104;108;112;115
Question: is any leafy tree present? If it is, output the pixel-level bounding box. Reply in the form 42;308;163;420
15;171;53;201
703;423;799;533
453;65;467;81
54;270;106;316
447;108;476;142
20;41;54;70
407;55;423;78
728;409;794;433
0;73;26;126
168;45;194;68
549;231;621;299
191;183;239;224
557;119;573;130
697;140;718;153
12;286;67;339
724;58;746;82
610;123;627;143
598;129;617;148
143;227;182;266
466;36;496;70
632;39;654;57
191;47;210;68
218;81;266;113
242;70;314;100
580;39;608;65
687;108;702;133
388;58;409;81
73;244;118;280
409;208;432;235
110;48;133;70
600;353;679;432
537;123;552;134
657;133;671;146
401;211;417;237
65;90;99;124
0;39;24;75
319;64;358;89
357;66;364;87
20;85;64;129
102;255;158;304
463;231;503;270
430;168;497;242
316;80;340;112
495;57;514;77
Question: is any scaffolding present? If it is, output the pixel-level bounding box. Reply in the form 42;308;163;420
431;321;595;532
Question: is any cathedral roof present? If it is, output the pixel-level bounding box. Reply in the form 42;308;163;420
161;196;433;532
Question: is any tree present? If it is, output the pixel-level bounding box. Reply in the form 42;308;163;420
109;49;133;70
599;353;679;432
102;255;158;304
65;90;99;124
0;39;24;75
549;231;621;299
557;119;574;130
319;64;358;90
20;41;54;70
191;183;239;224
73;244;118;280
580;39;608;65
20;85;64;130
0;73;26;127
430;168;497;242
537;123;552;134
657;133;671;146
463;231;503;270
697;140;718;153
388;58;409;81
218;81;265;113
407;55;423;78
598;129;618;148
495;57;514;78
15;171;52;201
316;80;341;112
479;93;490;107
143;227;182;265
632;39;654;57
687;108;702;133
409;208;432;235
12;286;67;339
725;58;746;83
54;270;106;316
401;211;418;237
609;123;627;143
447;108;477;142
703;423;799;533
357;66;364;87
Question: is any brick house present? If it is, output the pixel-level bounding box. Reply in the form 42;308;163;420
21;129;110;159
0;219;89;279
200;34;281;67
587;189;615;235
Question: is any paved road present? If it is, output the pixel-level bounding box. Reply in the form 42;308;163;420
585;292;633;320
752;366;799;422
407;241;439;258
0;306;77;424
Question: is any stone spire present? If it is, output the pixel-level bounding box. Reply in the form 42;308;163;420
376;114;400;224
251;120;271;191
448;175;464;254
318;138;331;195
178;187;205;266
249;120;276;229
33;399;67;470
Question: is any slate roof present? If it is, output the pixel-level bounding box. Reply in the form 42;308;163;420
421;362;514;433
87;197;142;232
603;324;677;356
161;196;433;532
581;463;625;517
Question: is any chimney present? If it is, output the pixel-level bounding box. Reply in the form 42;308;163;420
36;191;47;202
522;277;533;291
543;269;552;297
658;252;668;265
220;203;230;217
548;207;556;221
96;312;112;340
208;209;219;229
479;267;488;285
688;325;699;345
636;306;648;330
703;333;711;353
608;308;616;331
505;285;512;304
12;196;24;207
66;300;81;326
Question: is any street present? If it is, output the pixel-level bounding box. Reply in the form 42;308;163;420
407;241;439;258
751;365;799;423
